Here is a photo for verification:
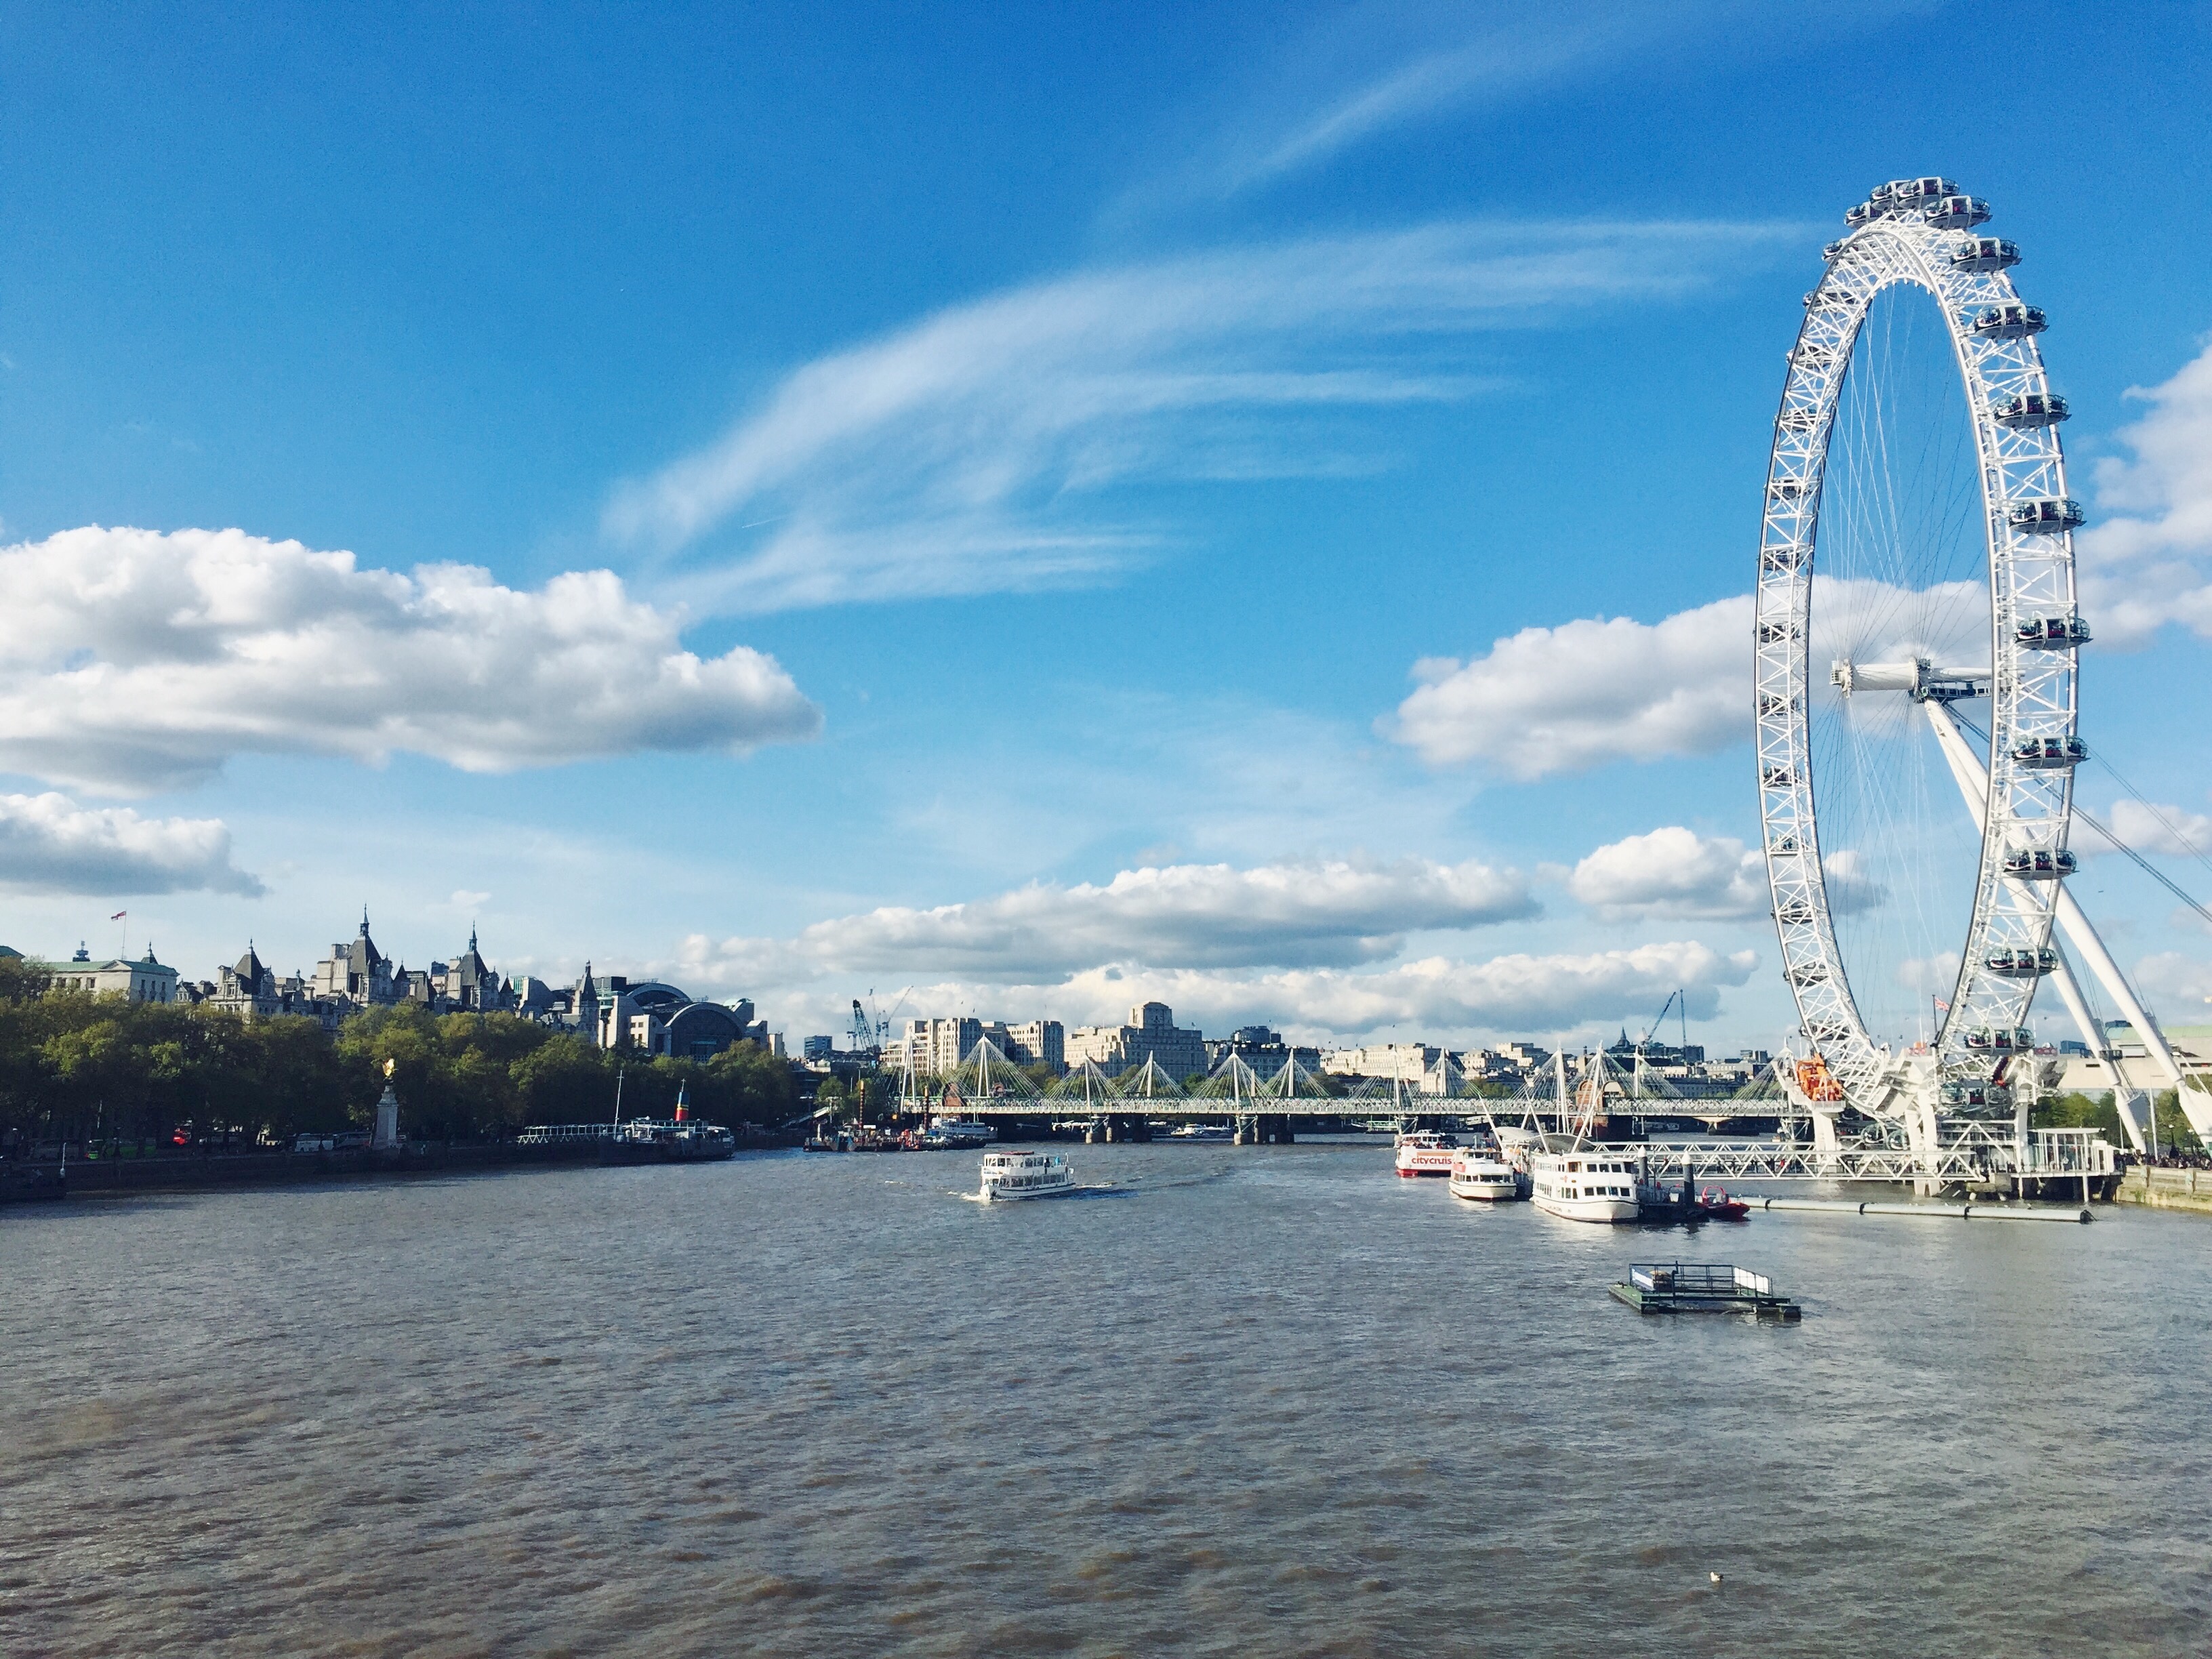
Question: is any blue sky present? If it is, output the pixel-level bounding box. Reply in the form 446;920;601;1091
6;1;2212;1053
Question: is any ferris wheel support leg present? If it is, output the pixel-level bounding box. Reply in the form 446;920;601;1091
1923;702;2209;1142
2033;940;2151;1153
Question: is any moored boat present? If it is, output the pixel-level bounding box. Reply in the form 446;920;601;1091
1448;1145;1525;1201
1695;1186;1750;1221
977;1148;1075;1201
931;1115;998;1144
1530;1148;1641;1223
1394;1129;1459;1178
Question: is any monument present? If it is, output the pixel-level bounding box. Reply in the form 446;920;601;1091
371;1058;401;1150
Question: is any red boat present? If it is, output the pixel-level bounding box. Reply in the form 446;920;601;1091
1695;1187;1750;1221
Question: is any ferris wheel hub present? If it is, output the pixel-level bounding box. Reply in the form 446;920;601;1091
1829;657;1988;702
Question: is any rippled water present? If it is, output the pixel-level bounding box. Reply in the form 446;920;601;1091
4;1143;2209;1656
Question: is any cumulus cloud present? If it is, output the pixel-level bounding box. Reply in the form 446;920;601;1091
2079;337;2212;647
1389;573;1990;779
0;527;821;793
687;855;1534;985
602;220;1797;611
1563;825;1887;922
2130;951;2212;1012
680;939;1758;1045
1390;596;1752;776
1818;848;1888;916
2098;799;2212;861
0;791;262;896
1566;826;1768;920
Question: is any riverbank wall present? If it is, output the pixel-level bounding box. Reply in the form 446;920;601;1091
2112;1164;2212;1215
1;1132;794;1201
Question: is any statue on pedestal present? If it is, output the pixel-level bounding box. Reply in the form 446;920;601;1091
371;1057;401;1150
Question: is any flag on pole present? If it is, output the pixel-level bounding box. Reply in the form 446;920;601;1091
111;910;127;921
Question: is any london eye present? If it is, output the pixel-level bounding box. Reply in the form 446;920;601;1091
1755;177;2095;1132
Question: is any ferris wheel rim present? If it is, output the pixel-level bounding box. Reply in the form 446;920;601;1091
1754;177;2082;1120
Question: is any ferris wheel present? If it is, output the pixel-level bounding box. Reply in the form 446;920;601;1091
1755;176;2102;1124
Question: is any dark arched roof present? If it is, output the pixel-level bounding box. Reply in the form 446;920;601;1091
620;980;692;1012
666;1001;747;1057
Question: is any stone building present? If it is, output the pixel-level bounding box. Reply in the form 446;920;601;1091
426;928;506;1012
1321;1042;1462;1094
197;944;340;1028
310;914;402;1010
1005;1019;1065;1071
1065;1002;1206;1081
30;943;180;1004
592;977;769;1059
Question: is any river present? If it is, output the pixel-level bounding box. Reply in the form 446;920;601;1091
3;1142;2207;1656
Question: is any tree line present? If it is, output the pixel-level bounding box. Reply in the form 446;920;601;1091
0;958;797;1149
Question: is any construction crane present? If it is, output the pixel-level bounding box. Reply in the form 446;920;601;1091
846;986;915;1055
1639;989;1688;1057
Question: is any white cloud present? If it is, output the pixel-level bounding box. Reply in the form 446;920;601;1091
1242;23;1637;187
679;939;1758;1046
602;220;1797;612
686;855;1534;985
1123;1;1920;210
2097;799;2212;861
0;527;821;793
1389;574;1990;779
1567;827;1769;920
1892;951;1960;996
2080;337;2212;647
0;791;262;896
1101;943;1760;1039
1564;826;1888;922
2131;951;2212;1014
1390;596;1752;776
1818;848;1888;916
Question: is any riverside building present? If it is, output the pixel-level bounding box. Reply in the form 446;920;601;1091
1065;1002;1206;1081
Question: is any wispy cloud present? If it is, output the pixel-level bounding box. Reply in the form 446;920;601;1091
1237;16;1658;190
602;219;1799;613
1115;0;1934;212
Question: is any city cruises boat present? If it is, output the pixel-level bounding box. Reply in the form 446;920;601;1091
1448;1146;1526;1201
977;1149;1076;1202
1395;1130;1460;1177
1529;1149;1641;1223
1168;1123;1233;1141
931;1115;998;1144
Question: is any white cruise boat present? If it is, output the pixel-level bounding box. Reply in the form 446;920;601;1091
930;1115;998;1144
1394;1130;1459;1178
1448;1146;1525;1202
1529;1148;1641;1223
977;1149;1074;1201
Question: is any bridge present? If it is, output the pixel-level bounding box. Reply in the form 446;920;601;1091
895;1040;2114;1192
